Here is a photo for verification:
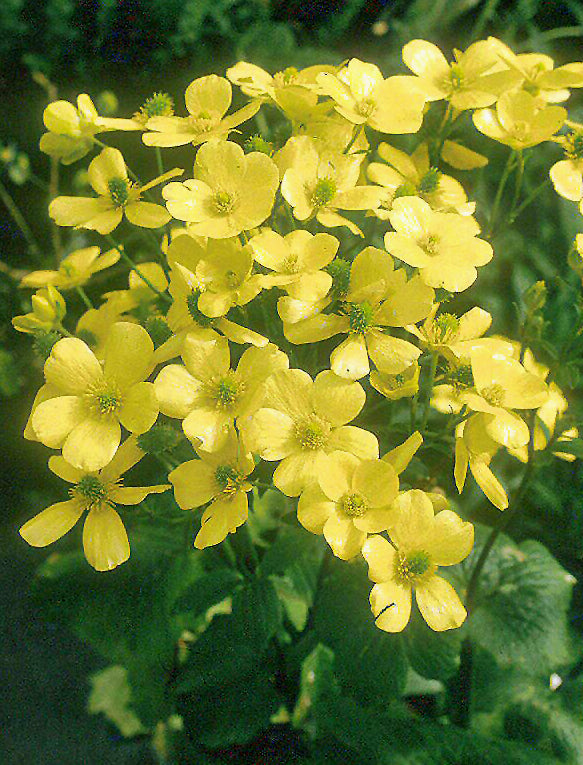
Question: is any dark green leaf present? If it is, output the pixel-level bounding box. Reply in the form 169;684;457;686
172;568;243;616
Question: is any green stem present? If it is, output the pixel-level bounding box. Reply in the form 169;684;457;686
509;150;525;218
343;124;364;155
56;322;75;338
154;146;164;176
105;234;171;302
508;178;552;225
420;352;438;433
75;285;94;310
237;522;259;572
0;178;43;262
451;412;536;728
487;150;516;238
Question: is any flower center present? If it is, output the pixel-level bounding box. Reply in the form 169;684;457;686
295;415;330;451
215;464;243;495
210;371;243;410
135;92;174;123
189;111;219;133
274;67;298;87
356;97;376;118
212;190;235;215
418;167;441;195
395;550;433;584
347;301;374;334
447;64;465;92
566;132;583;161
87;381;123;416
186;290;214;328
73;475;110;507
511;120;530;142
108;177;131;207
420;234;439;255
433;313;460;343
311;178;337;208
339;492;368;518
325;258;351;297
481;383;505;406
282;253;300;274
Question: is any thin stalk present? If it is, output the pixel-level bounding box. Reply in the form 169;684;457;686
75;285;94;310
56;322;75;338
154;146;165;176
343;124;364;155
508;178;552;225
509;150;525;218
451;412;536;728
487;150;516;238
420;352;438;433
105;234;171;302
0;178;43;262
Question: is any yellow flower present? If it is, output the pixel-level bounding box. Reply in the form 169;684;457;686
75;301;127;360
370;363;420;401
407;305;492;362
31;322;159;471
362;490;473;632
489;40;583;104
402;38;519;110
242;368;378;496
298;453;399;559
163;140;279;238
20;246;120;290
169;432;254;549
249;229;338;302
550;128;583;213
226;62;333;102
143;75;260;148
103;262;168;314
384;196;493;292
280;136;384;235
12;286;66;334
317;58;427;134
441;140;488;170
367;142;475;218
460;346;549;448
50;148;181;235
285;247;434;380
154;331;288;452
19;437;169;571
40;94;139;165
473;90;566;150
454;414;509;511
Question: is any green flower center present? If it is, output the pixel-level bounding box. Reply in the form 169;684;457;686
215;464;243;493
394;181;417;200
87;381;123;416
295;416;329;451
481;383;505;406
189;112;219;133
108;177;131;207
419;167;441;195
325;258;351;297
137;92;174;122
395;550;432;584
213;190;235;214
356;97;376;118
433;313;460;343
311;178;337;208
97;391;122;414
339;492;368;518
448;64;465;91
75;475;109;506
275;67;298;87
348;301;374;334
420;234;439;255
566;132;583;160
210;372;243;410
282;253;300;274
186;290;214;328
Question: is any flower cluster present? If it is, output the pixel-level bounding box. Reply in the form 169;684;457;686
15;38;582;633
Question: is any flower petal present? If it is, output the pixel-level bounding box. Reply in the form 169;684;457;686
425;510;474;565
370;581;412;632
183;408;233;452
323;514;366;560
194;492;248;549
63;416;121;472
330;334;370;380
415;576;466;631
103;322;154;390
328;425;379;459
32;395;86;448
362;534;398;582
312;370;366;425
45;337;102;394
354;459;398;507
20;500;84;547
118;382;159;434
154;364;201;418
169;459;218;509
297;484;335;533
83;506;130;571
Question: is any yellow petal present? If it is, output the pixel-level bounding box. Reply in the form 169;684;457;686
100;435;146;481
103;322;154;390
83;506;130;571
425;510;474;565
242;408;296;460
63;416;121;472
469;458;509;510
323;513;366;560
297;484;335;533
391;489;434;552
312;369;366;424
402;40;449;86
382;431;423;474
273;451;321;497
109;484;169;506
48;455;84;484
125;201;171;228
183;408;232;452
194;492;248;549
415;576;466;631
20;500;84;547
354;459;398;507
370;581;412;632
154;364;201;418
45;337;102;394
362;534;397;582
185;74;232;117
327;425;379;459
118;382;159;434
88;147;127;195
330;334;370;380
32;395;86;448
170;459;219;509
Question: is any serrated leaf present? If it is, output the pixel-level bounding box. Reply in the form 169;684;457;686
177;576;282;693
314;556;408;706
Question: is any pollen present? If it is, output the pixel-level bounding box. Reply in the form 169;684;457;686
295;416;329;451
311;178;337;208
356;97;376;118
213;190;235;214
481;383;505;406
395;550;433;584
565;131;583;161
339;492;368;518
433;313;460;343
348;301;374;334
215;464;242;493
448;64;465;91
108;177;131;207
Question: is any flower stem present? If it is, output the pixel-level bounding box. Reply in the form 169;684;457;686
343;124;364;155
75;285;94;310
450;412;536;728
105;234;171;303
420;352;438;433
487;150;516;238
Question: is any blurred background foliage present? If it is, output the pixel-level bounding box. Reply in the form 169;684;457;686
2;1;583;764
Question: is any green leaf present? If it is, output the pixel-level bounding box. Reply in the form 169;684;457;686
464;536;575;673
87;665;146;738
172;568;243;616
403;609;463;682
292;643;337;727
177;576;282;693
314;556;409;706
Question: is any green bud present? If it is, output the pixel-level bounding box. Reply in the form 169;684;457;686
244;135;273;156
523;280;546;313
325;258;351;297
33;329;61;360
96;90;119;117
137;424;181;455
144;315;172;348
